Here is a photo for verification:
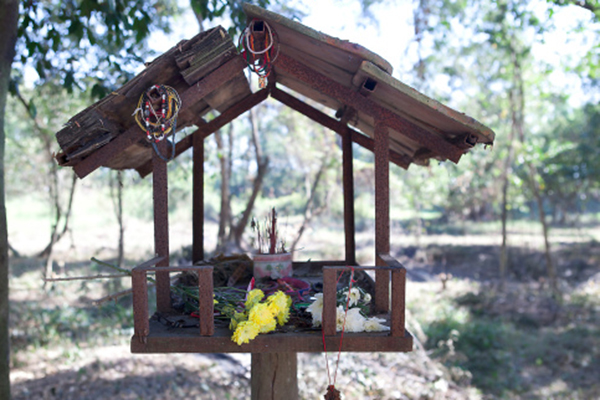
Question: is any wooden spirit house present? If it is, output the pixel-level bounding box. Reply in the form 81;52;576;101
54;4;494;398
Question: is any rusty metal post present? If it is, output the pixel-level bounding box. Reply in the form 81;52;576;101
391;267;406;337
197;266;214;336
192;133;204;263
374;122;390;313
342;130;357;265
153;140;171;312
322;267;337;336
131;268;149;342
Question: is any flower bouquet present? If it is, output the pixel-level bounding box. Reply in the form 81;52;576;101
226;288;292;345
306;286;389;333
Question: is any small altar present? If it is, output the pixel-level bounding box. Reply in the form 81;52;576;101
130;258;412;354
53;3;494;399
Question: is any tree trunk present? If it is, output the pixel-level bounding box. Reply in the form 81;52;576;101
230;106;269;247
15;90;78;262
526;163;559;297
291;154;328;253
500;44;524;290
0;2;20;398
214;128;232;252
499;144;515;290
111;170;125;268
41;172;77;287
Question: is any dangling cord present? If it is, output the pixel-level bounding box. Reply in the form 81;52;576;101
151;120;177;162
133;85;181;162
239;19;279;87
321;267;356;398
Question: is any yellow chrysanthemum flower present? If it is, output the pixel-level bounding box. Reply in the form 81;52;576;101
232;320;260;345
258;317;277;334
249;303;275;327
266;291;292;325
229;311;248;331
245;289;265;310
275;305;290;326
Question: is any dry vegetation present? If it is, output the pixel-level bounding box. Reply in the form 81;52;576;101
7;215;600;399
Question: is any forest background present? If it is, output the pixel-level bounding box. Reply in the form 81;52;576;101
1;0;599;399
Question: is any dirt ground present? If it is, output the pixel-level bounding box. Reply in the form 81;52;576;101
8;229;600;399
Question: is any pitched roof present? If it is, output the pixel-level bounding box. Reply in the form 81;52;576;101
55;4;494;178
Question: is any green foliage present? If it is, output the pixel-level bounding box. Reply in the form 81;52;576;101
191;0;271;37
15;0;179;95
10;300;133;351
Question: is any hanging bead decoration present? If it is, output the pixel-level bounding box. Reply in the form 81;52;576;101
133;84;182;161
239;19;280;88
134;84;182;143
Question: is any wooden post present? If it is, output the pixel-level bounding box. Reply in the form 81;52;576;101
342;130;356;265
153;140;171;313
192;133;204;263
251;353;298;400
322;267;337;336
131;268;149;342
391;267;406;337
374;122;390;313
197;267;214;336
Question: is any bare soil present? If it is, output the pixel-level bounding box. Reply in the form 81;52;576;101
8;231;600;399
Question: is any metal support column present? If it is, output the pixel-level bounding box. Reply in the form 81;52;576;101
342;130;357;265
192;133;204;263
374;122;390;313
153;141;171;312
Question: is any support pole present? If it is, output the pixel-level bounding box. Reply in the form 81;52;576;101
251;353;298;400
153;141;171;312
342;130;356;265
374;122;390;313
192;133;204;263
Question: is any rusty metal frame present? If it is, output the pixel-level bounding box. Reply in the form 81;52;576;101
132;263;214;343
274;54;465;163
377;253;407;336
192;133;204;263
342;128;356;265
270;86;411;169
322;262;406;337
374;122;390;313
153;141;171;312
131;259;408;352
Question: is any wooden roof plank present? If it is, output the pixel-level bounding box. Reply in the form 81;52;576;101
243;3;393;75
271;86;411;169
274;53;466;163
72;56;248;178
355;61;495;145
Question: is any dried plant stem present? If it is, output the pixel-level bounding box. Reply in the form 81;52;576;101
44;274;130;282
91;286;148;306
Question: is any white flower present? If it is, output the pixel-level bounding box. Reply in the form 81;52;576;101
363;293;371;304
344;308;367;332
335;305;346;331
363;317;390;332
342;287;361;307
307;293;324;327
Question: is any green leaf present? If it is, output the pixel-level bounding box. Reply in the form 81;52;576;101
91;82;109;99
64;71;75;93
28;100;37;119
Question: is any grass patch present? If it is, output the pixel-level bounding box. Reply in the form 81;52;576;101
414;279;600;398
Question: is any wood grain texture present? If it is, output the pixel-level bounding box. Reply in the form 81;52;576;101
251;353;298;400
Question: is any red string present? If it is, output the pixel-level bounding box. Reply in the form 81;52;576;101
322;266;356;388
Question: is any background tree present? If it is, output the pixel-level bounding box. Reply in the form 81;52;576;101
0;2;19;398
